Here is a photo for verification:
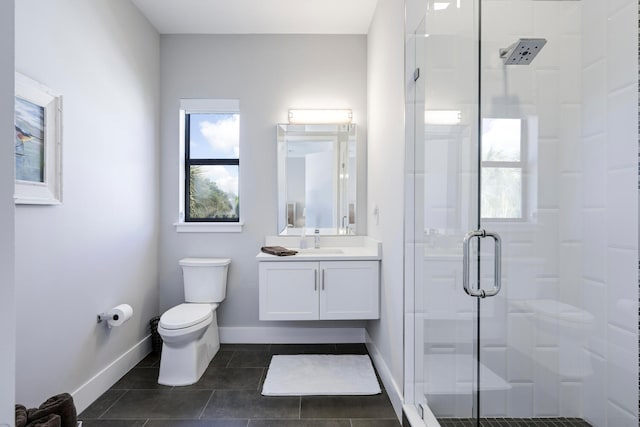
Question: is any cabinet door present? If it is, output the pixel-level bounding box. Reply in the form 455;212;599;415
259;261;319;320
319;261;380;320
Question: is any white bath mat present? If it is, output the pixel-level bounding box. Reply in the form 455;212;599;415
262;354;382;396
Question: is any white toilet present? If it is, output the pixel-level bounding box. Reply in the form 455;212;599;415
157;257;230;386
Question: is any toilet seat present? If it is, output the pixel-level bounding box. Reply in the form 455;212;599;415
159;303;217;330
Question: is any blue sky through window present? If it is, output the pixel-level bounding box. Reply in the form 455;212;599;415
189;113;239;159
189;113;239;197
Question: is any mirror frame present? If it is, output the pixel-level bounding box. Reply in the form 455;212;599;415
277;123;358;236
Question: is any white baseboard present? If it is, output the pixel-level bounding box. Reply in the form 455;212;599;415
365;331;403;421
219;326;365;344
71;335;151;413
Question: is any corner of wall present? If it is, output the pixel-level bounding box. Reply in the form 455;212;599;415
0;1;15;425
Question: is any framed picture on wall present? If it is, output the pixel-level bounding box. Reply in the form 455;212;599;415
14;72;63;205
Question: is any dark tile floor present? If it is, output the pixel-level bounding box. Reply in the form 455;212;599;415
438;418;593;427
79;344;400;427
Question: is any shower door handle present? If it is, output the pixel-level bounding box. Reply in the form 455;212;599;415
462;229;502;298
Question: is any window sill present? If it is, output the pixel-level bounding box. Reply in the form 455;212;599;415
174;221;244;233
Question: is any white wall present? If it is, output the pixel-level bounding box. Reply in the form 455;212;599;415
366;0;406;415
581;0;639;425
14;0;160;410
159;35;367;335
0;2;15;425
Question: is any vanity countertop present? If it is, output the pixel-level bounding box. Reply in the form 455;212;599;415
256;236;381;261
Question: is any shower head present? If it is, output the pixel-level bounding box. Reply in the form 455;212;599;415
499;38;547;65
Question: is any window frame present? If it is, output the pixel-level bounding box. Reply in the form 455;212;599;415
480;117;527;222
177;99;242;230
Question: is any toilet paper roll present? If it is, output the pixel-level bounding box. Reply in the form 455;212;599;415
106;304;133;328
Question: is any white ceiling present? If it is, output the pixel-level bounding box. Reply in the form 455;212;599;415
131;0;378;35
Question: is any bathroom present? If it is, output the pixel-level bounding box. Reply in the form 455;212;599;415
0;0;637;427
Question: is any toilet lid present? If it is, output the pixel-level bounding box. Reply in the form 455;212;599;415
160;303;213;330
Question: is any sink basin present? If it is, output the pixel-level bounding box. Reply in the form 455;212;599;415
296;248;344;254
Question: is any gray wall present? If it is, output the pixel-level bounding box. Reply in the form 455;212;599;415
0;1;15;425
365;0;406;410
14;0;160;407
159;35;367;330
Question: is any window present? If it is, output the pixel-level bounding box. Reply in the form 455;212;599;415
180;99;240;225
481;118;524;220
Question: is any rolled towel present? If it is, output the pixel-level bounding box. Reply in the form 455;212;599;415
261;246;298;256
25;414;61;427
27;393;76;427
15;404;28;427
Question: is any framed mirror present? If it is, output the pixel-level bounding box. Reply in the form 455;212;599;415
277;123;357;235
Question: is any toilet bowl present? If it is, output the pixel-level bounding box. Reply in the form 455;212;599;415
158;258;230;386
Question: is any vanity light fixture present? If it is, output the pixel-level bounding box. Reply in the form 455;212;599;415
288;109;353;124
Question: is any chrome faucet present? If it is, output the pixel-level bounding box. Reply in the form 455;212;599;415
314;229;320;249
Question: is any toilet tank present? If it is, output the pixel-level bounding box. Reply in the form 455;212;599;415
179;258;231;303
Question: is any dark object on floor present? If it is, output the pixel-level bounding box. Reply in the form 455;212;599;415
438;417;593;427
15;404;28;427
25;414;61;427
149;315;162;354
26;393;77;427
261;245;298;256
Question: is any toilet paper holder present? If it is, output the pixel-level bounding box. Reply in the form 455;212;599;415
97;304;134;328
97;312;120;323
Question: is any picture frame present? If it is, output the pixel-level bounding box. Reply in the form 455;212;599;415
14;72;63;205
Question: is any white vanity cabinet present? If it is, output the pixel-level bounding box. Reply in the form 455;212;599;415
259;260;380;321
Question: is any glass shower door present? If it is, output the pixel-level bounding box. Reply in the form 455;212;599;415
413;0;637;425
412;0;482;420
476;0;588;422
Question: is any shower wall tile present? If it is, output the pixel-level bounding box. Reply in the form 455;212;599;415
607;325;639;415
534;2;580;38
606;401;638;427
560;381;583;417
426;37;459;71
537;140;560;209
535;315;559;348
533;214;559;277
583;351;607;425
480;389;507;417
582;60;607;136
481;347;508;385
535;70;561;139
582;209;606;282
504;262;537;300
606;169;638;249
582;0;606;67
533;348;560;416
482;1;534;39
607;3;638;91
582;279;607;353
507;382;534;418
426;68;470;109
581;134;607;208
607;86;638;170
559;105;583;172
558;244;583;306
507;314;535;382
606;248;639;332
559;174;583;242
559;38;583;104
482;68;536;110
607;0;635;20
534;277;560;301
